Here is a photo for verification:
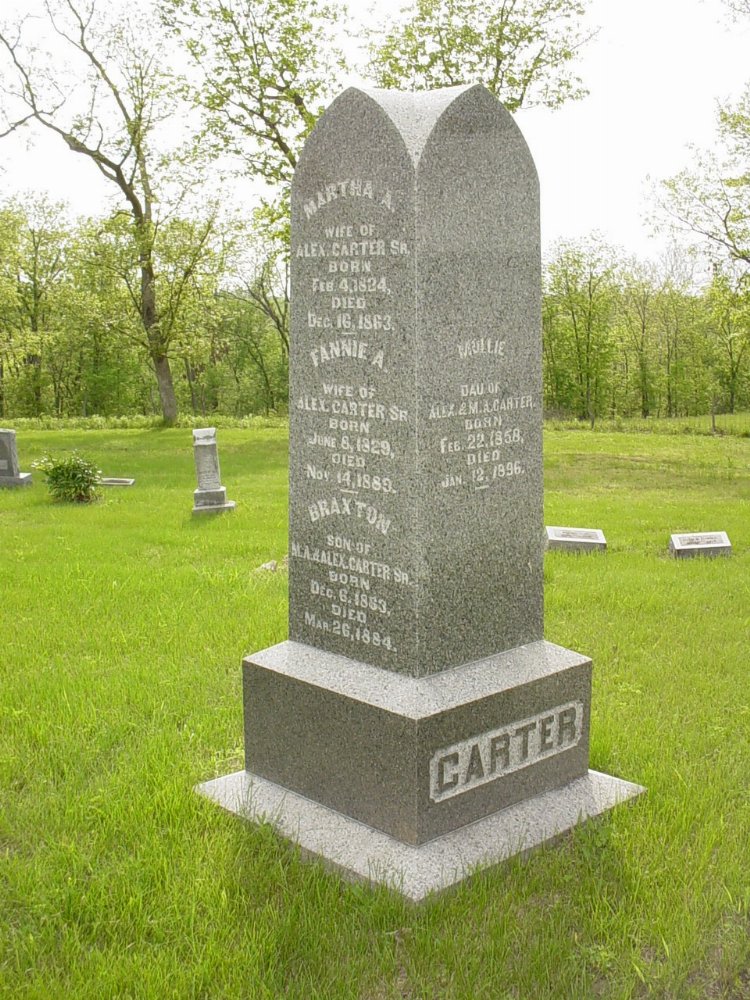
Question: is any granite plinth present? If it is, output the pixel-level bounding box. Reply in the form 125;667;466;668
0;429;29;485
196;768;645;902
669;531;731;557
101;477;135;486
546;526;606;552
243;639;592;844
193;500;237;514
194;486;228;506
0;472;32;488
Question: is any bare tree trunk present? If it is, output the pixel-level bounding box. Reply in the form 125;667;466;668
153;353;178;424
140;251;178;424
25;353;42;415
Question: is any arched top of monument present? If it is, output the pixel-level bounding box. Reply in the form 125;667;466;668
358;85;473;168
296;84;536;179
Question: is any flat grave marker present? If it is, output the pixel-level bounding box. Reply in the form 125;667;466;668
546;526;607;552
669;531;731;558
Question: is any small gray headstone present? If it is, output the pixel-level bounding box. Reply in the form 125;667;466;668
100;477;135;487
546;526;606;552
200;85;642;897
0;429;31;487
669;531;731;558
191;428;235;515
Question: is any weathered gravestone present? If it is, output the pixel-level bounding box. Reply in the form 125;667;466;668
198;85;643;899
546;526;607;552
101;477;135;487
191;428;235;515
669;531;731;558
0;429;31;487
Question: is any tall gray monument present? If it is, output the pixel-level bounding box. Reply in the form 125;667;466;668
191;428;235;515
0;429;31;487
199;85;643;899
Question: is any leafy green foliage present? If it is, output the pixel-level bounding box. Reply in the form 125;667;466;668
0;0;224;424
33;451;102;503
543;239;750;422
367;0;593;110
159;0;347;185
660;0;750;278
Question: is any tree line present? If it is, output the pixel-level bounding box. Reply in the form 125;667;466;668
1;200;747;423
0;195;288;418
0;0;748;423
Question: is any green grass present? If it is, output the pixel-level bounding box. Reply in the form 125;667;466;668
1;427;749;999
547;411;750;438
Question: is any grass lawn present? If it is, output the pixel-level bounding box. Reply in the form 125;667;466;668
1;427;749;999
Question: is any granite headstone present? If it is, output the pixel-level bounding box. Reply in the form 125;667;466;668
198;85;643;899
669;531;731;558
191;428;235;515
546;526;607;552
0;429;31;487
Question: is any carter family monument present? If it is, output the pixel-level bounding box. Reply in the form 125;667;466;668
199;84;643;900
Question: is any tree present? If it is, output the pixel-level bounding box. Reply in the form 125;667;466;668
723;0;750;19
0;0;216;422
660;0;750;276
159;0;346;188
159;0;342;363
0;203;24;417
544;238;618;425
652;251;708;418
705;271;750;413
76;206;225;406
618;260;660;418
661;142;750;275
0;196;70;416
367;0;593;110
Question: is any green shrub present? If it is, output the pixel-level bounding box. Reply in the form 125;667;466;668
33;452;102;503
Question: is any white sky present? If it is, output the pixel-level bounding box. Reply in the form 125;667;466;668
1;0;748;260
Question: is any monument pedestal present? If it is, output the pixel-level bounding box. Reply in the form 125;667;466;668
0;429;32;486
192;486;236;515
198;769;641;902
198;639;644;898
0;471;31;488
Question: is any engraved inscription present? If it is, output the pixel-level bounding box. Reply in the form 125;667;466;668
429;701;583;802
291;174;411;662
678;533;723;546
433;392;534;493
552;529;600;541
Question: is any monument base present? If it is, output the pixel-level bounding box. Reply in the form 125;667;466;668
198;639;644;897
0;472;31;487
192;485;235;515
197;768;644;902
242;640;599;844
192;501;236;515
